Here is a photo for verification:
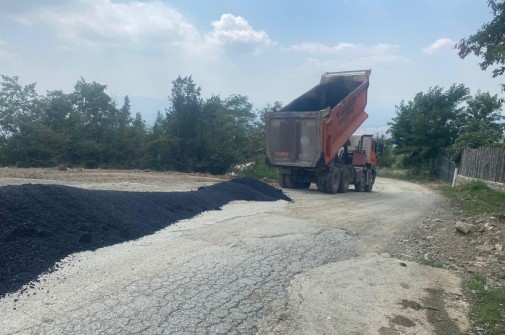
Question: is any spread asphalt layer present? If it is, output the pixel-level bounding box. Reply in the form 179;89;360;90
0;177;291;297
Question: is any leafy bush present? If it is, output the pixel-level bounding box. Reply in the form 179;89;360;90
235;154;278;180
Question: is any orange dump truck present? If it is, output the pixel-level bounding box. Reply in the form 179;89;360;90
265;70;381;194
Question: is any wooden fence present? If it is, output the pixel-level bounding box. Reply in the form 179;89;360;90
460;147;505;183
438;157;457;184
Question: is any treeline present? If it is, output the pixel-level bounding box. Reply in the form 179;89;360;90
385;84;505;177
0;75;267;174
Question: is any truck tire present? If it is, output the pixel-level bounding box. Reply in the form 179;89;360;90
365;181;374;192
355;173;365;192
297;181;311;189
316;178;325;192
278;173;287;188
337;169;349;193
365;172;375;192
283;174;297;189
326;168;340;194
355;179;365;192
280;173;310;189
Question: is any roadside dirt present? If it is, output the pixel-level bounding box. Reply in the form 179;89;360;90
389;201;505;288
384;190;505;335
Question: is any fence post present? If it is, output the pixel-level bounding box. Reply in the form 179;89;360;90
452;167;458;187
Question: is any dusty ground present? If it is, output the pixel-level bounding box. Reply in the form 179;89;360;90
0;168;496;334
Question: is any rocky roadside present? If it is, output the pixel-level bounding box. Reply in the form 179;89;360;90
387;195;504;335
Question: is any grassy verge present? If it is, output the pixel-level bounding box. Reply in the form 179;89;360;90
469;276;505;334
442;180;505;217
442;181;505;333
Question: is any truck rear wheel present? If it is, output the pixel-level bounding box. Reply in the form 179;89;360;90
337;169;349;193
316;178;325;192
297;181;311;189
285;174;297;189
326;168;340;194
278;173;287;188
279;173;310;189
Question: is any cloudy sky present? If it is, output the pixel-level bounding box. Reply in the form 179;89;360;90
0;0;502;128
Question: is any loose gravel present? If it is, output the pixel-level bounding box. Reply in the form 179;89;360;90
0;177;290;297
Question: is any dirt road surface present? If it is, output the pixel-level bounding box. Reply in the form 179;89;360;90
0;169;469;334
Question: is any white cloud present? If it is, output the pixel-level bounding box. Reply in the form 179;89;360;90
289;42;356;54
16;0;199;47
289;42;400;55
289;41;407;71
205;14;273;53
423;38;456;54
14;2;272;57
306;54;409;69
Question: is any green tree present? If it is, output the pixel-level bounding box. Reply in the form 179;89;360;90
0;76;59;166
388;84;470;176
193;94;256;174
375;134;395;168
68;78;122;167
457;0;505;88
0;75;41;136
126;112;150;168
164;76;203;171
148;111;175;170
447;91;505;161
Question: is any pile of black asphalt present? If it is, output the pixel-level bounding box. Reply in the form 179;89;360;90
0;177;291;297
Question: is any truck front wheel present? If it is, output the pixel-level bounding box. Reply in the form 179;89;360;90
355;174;365;192
337;169;349;193
364;170;375;192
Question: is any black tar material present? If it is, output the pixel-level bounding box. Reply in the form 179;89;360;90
0;177;291;297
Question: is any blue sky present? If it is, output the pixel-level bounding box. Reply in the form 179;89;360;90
0;0;502;129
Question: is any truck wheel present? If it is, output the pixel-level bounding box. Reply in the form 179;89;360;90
355;179;365;192
326;168;340;194
355;173;365;192
364;173;375;192
278;173;287;188
316;178;325;192
365;182;373;192
284;174;297;189
337;169;349;193
297;181;311;189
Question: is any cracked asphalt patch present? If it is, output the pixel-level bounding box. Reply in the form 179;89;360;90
1;201;356;335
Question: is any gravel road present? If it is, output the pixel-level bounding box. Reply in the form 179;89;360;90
0;170;469;334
